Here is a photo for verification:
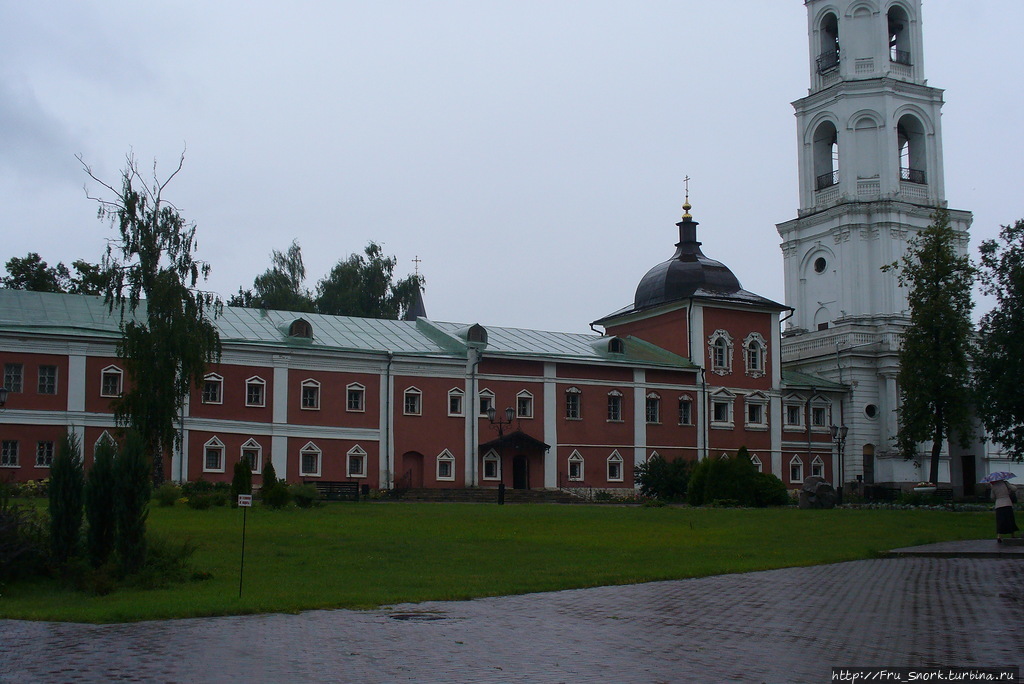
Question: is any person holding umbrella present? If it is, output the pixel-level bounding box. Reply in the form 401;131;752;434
981;472;1019;543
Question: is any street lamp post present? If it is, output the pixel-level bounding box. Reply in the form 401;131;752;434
830;424;849;504
487;406;515;505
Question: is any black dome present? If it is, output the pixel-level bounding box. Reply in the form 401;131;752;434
633;215;742;310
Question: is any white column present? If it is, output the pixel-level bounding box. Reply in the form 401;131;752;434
543;363;557;488
272;360;289;476
633;369;646;477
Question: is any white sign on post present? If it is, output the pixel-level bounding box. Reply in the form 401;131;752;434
237;494;253;507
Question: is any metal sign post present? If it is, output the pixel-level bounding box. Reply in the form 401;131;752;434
237;494;252;598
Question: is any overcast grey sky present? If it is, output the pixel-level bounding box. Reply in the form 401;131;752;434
1;1;1021;333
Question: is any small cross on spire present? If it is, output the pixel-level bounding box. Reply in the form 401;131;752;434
412;255;422;277
682;176;693;220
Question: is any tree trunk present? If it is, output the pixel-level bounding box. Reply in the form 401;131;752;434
929;409;943;484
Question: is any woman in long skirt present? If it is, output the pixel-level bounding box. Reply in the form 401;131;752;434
990;479;1019;542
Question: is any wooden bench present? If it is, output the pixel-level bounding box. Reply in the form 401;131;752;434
305;480;361;502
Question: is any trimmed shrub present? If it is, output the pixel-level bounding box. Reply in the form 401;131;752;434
260;460;291;509
230;460;253;508
154;482;181;507
0;480;49;583
688;447;787;508
289;483;320;509
115;431;151;575
635;454;691;502
85;438;118;568
49;431;84;567
186;494;214;510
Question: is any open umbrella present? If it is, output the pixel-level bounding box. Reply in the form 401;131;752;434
980;471;1017;483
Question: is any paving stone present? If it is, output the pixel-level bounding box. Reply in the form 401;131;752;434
2;558;1022;683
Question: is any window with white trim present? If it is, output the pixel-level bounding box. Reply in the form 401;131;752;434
607;390;623;422
568;450;584;481
482;450;500;480
300;442;321;477
347;445;367;478
436;449;455;481
810;396;831;429
811;456;825;478
100;365;123;397
743;332;767;378
710;389;735;428
744;392;768;429
784;400;804;429
1;440;18;467
245;376;266;407
678;395;693;425
645;392;661;424
301;379;321;410
203;437;225;473
606;451;624;482
789;455;804;483
516;391;534;419
750;453;763;473
565;387;581;420
202;373;223;404
241;438;262;474
404;387;422;416
707;330;734;375
94;431;115;457
478;389;494;417
38;365;57;395
347;383;366;412
3;363;23;393
448;388;464;416
35;441;54;468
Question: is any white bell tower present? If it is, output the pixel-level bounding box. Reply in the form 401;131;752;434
778;0;972;486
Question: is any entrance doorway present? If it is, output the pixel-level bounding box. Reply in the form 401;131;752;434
512;455;529;489
862;444;875;484
960;454;977;498
400;452;424;488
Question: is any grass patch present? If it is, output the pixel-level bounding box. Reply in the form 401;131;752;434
0;503;991;623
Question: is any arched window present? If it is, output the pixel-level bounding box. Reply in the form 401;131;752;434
436;450;455;481
516;390;534;419
789;455;804;484
241;438;262;474
565;387;581;420
707;329;734;375
607;390;624;422
645;392;661;424
347;445;367;478
203;437;225;473
897;114;927;184
678;395;693;425
813;121;839;190
606;451;624;482
811;456;825;479
299;442;321;477
743;332;767;377
289;319;313;339
482;450;500;480
887;6;911;65
816;12;840;73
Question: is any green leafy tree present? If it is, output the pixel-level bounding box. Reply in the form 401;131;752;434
48;431;84;567
85;437;118;567
228;240;314;312
115;430;151;574
80;152;221;485
883;208;976;483
315;241;423;319
634;454;691;501
974;219;1024;461
1;253;107;294
687;447;788;507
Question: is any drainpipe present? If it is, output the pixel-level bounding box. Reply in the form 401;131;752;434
700;367;708;461
385;351;394;489
807;386;817;470
468;347;482;486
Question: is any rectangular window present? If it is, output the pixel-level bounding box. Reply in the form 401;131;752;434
4;363;24;393
812;406;828;427
246;380;266;407
517;394;533;419
35;441;54;468
300;450;320;476
747;403;764;425
568;459;582;481
565;391;581;420
713;401;730;423
790;461;803;483
437;459;453;480
242;448;260;473
404;391;422;416
448;392;464;416
786;405;802;426
1;440;18;467
811;459;824;478
301;383;320;410
607;394;623;421
607;458;623;482
204;447;224;472
678;399;692;425
483;457;499;480
645;396;660;424
37;365;58;395
202;377;222;404
347;386;365;412
478;393;494;417
348;453;366;477
101;369;122;397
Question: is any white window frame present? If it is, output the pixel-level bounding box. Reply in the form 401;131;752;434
245;376;266;408
568;450;584;481
203;437;226;473
784;396;805;429
447;388;465;417
240;438;263;474
404;387;422;416
789;455;804;484
94;431;115;457
478;389;495;417
750;453;763;473
346;383;366;413
301;379;321;411
436;449;456;481
202;373;224;405
1;440;18;468
35;440;54;468
810;396;831;431
607;390;624;422
744;392;769;430
37;365;58;395
3;363;23;393
707;329;734;375
482;450;501;480
347;445;368;478
100;365;123;398
565;386;582;420
606;451;624;482
811;455;825;479
678;394;693;425
710;389;735;429
743;332;768;378
300;441;322;478
516;390;534;419
645;392;661;424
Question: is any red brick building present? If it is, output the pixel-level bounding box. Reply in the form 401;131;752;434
0;206;842;492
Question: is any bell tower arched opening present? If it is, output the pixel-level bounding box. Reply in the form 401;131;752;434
887;5;912;65
897;114;927;185
816;12;840;73
812;120;839;191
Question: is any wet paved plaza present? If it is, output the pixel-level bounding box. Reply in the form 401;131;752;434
2;557;1022;683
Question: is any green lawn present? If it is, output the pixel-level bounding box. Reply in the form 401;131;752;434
1;503;992;623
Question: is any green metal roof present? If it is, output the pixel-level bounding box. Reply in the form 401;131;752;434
0;289;695;369
781;368;848;391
